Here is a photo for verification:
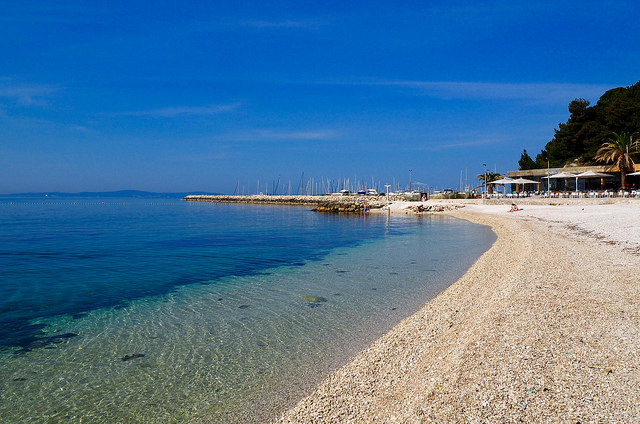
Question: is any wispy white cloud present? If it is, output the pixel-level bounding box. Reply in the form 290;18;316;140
69;124;93;133
417;136;510;151
122;103;242;118
221;129;338;143
163;151;235;163
0;79;57;106
353;80;613;103
186;16;329;34
240;19;326;30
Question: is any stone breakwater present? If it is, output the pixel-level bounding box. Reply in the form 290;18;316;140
181;194;382;212
182;194;461;214
183;194;386;213
183;194;327;206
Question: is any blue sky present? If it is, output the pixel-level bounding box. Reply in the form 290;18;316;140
1;1;639;194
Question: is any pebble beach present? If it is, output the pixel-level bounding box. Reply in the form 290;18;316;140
274;200;640;423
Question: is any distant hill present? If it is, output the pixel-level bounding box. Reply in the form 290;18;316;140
0;190;219;199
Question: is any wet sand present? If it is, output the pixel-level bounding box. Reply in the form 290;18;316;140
275;202;640;423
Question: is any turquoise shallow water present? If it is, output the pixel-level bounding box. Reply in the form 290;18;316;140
0;197;495;423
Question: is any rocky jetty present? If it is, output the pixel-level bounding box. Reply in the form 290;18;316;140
182;194;388;213
183;194;330;206
181;194;461;214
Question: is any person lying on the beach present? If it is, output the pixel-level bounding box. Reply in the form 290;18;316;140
508;203;521;212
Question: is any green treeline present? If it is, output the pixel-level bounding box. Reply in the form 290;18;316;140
519;80;640;170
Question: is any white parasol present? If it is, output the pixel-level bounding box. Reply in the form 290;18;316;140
574;170;611;191
543;172;576;191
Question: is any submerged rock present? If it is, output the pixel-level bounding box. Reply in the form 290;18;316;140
121;353;145;361
300;295;327;303
13;332;79;355
50;333;79;343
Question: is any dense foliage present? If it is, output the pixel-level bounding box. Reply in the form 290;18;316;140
526;80;640;169
518;149;537;170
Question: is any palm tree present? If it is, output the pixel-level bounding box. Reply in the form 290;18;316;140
476;171;502;194
595;132;640;189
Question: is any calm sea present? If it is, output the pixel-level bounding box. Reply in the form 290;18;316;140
0;196;495;423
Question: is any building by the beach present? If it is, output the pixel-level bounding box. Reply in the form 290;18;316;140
507;164;640;192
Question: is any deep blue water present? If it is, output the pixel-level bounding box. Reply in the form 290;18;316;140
0;197;405;352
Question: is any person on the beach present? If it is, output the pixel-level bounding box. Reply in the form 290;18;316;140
508;203;521;212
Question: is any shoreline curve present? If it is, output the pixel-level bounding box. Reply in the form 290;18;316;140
274;204;640;423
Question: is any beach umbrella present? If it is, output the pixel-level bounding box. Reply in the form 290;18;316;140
509;178;540;194
543;172;577;179
575;170;610;178
479;177;513;195
487;178;516;195
574;170;611;191
511;178;539;185
625;170;640;191
491;177;516;184
544;172;576;191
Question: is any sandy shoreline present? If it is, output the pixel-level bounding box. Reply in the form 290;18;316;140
274;201;640;423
